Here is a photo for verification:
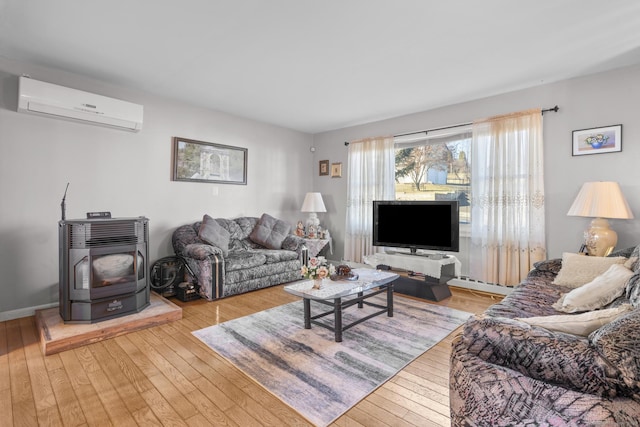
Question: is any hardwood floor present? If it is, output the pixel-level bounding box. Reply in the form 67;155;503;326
1;285;500;427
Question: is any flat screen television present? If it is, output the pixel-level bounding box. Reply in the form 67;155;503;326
373;200;459;253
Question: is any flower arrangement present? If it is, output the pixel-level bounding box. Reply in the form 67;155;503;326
301;257;335;288
584;133;609;148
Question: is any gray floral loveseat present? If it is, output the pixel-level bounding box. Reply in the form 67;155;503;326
450;247;640;426
172;213;304;300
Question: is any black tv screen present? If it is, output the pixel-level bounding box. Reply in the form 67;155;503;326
373;200;459;253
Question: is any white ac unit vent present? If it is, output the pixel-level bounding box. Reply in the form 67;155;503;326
17;76;143;132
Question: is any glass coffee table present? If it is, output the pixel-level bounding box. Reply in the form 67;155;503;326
283;268;399;342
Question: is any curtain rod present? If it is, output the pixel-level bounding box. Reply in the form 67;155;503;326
344;105;559;145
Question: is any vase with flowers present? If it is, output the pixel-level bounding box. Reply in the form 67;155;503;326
301;257;335;289
584;133;609;149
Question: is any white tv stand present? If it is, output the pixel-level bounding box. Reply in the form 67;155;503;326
363;252;460;301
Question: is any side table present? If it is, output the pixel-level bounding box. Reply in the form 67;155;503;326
302;238;331;257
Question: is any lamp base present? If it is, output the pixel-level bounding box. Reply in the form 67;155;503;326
305;213;320;238
584;218;617;257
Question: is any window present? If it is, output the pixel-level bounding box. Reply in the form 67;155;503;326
394;127;472;224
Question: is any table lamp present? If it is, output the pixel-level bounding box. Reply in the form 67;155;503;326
301;192;326;234
567;181;633;256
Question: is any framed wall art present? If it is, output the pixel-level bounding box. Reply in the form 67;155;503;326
572;124;622;156
173;137;247;184
319;160;329;176
331;162;342;178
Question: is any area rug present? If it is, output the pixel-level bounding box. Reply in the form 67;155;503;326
193;294;471;426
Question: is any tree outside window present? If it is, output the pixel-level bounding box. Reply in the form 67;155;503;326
394;133;471;224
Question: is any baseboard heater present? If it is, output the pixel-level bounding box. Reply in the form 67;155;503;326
448;277;513;296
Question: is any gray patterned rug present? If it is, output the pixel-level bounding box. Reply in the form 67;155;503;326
193;294;471;426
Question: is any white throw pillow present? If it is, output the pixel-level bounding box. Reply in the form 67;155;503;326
624;256;638;270
553;264;634;313
518;304;633;336
552;253;626;288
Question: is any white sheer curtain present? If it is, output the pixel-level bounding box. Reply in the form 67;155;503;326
344;136;395;263
470;109;546;286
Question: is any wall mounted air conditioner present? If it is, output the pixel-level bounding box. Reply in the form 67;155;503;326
17;76;143;131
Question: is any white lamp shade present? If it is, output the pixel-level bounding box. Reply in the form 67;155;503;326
567;182;633;219
301;192;327;213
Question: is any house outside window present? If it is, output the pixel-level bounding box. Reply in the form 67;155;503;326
394;127;471;221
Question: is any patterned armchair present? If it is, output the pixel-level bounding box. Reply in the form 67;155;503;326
450;253;640;426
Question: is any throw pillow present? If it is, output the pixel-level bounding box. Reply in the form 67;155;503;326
249;213;291;250
553;264;634;313
552;252;626;288
198;214;230;256
518;304;633;336
624;256;639;270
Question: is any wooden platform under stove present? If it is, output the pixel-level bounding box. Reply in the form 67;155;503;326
35;292;182;355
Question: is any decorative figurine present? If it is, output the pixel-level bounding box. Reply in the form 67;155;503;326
295;221;305;237
307;225;317;239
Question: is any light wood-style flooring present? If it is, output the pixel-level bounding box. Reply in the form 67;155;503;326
1;285;501;427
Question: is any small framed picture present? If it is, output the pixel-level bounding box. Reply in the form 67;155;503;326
572;124;622;156
331;162;342;178
319;160;329;176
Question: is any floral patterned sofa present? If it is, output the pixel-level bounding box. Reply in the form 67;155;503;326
450;246;640;426
172;213;304;300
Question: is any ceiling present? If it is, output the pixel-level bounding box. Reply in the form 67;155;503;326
1;1;640;134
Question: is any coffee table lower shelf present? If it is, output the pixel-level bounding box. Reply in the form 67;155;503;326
303;283;394;342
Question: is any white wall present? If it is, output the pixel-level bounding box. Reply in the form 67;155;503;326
312;64;640;264
0;58;314;315
3;58;639;317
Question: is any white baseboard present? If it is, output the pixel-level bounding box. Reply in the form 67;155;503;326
0;302;59;322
